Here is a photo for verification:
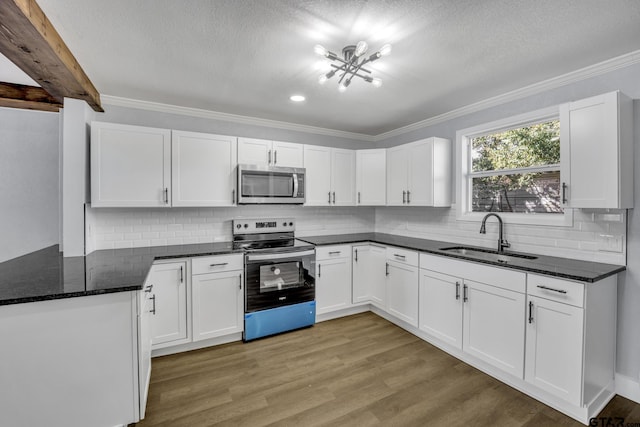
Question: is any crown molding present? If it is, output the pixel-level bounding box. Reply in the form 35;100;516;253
374;49;640;141
102;49;640;143
100;95;375;142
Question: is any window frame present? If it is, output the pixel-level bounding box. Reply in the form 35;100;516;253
456;106;573;227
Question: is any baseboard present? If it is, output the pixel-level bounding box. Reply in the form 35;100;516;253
615;373;640;404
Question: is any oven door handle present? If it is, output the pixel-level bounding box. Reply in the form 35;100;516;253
246;249;315;262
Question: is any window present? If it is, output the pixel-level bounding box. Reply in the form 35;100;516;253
457;107;572;226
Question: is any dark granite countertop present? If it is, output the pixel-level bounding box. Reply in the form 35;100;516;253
297;233;625;283
0;243;242;306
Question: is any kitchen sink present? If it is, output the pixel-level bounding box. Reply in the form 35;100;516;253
438;246;538;264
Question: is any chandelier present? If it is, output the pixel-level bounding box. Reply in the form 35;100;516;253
314;41;392;92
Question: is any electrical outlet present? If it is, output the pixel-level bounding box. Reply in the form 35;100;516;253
597;234;624;253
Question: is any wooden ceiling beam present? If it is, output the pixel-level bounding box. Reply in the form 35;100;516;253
0;0;103;112
0;81;62;112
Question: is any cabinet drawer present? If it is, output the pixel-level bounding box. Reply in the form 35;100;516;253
386;246;418;266
192;254;243;275
527;274;584;307
316;245;351;260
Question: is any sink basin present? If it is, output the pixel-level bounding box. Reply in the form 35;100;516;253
439;246;538;264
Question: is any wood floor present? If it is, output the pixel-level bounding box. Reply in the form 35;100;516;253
133;312;640;427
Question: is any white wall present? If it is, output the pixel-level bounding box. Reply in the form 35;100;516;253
0;107;59;263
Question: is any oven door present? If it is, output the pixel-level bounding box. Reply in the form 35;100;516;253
237;165;305;204
245;249;315;312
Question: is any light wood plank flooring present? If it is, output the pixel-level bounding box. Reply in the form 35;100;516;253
132;312;640;426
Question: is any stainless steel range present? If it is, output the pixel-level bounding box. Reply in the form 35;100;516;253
233;218;316;341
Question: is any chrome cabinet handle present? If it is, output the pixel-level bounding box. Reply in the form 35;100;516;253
274;150;277;165
144;284;153;293
318;264;321;277
393;254;406;260
239;273;242;290
402;190;406;204
407;190;411;204
150;295;156;315
455;282;460;300
328;191;331;204
210;262;229;267
232;189;236;203
332;191;336;204
562;182;568;204
536;285;567;294
164;188;169;204
528;301;534;323
463;284;468;302
329;251;341;255
179;266;183;283
385;262;389;276
354;249;358;262
358;192;361;204
268;150;272;165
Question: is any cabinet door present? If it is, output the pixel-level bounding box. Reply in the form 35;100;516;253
352;245;386;306
148;262;188;347
463;280;525;378
560;91;632;208
192;270;244;341
238;137;272;166
407;139;433;206
272;141;304;167
91;122;171;207
331;148;356;205
525;296;584;405
172;131;237;207
356;149;386;205
419;269;463;350
386;145;407;206
138;289;153;418
304;145;332;205
385;260;419;327
316;257;352;315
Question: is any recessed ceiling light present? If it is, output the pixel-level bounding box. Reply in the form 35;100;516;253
289;95;306;102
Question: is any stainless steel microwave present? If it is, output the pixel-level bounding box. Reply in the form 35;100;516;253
237;164;305;204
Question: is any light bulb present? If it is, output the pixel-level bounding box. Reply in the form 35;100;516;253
318;74;328;84
314;44;327;56
379;44;392;56
372;78;382;88
355;41;368;57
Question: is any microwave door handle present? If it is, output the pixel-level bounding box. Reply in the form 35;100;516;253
292;173;298;196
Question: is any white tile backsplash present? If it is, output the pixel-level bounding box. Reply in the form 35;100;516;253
87;204;627;265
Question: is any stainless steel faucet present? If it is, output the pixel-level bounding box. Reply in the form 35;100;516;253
480;213;511;253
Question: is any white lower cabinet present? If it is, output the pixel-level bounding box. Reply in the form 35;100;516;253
352;244;386;308
419;253;526;378
385;247;419;327
147;261;189;348
462;279;526;378
316;245;352;315
192;258;244;341
525;294;583;405
419;269;463;349
138;286;154;419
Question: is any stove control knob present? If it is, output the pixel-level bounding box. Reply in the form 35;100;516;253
289;222;293;226
244;223;248;228
282;222;287;227
236;224;241;229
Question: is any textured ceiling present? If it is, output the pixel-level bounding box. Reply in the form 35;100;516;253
17;0;640;135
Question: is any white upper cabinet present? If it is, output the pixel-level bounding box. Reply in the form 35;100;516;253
386;137;451;207
304;145;355;206
238;137;303;167
560;91;633;209
91;122;171;207
172;130;237;207
356;149;386;205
